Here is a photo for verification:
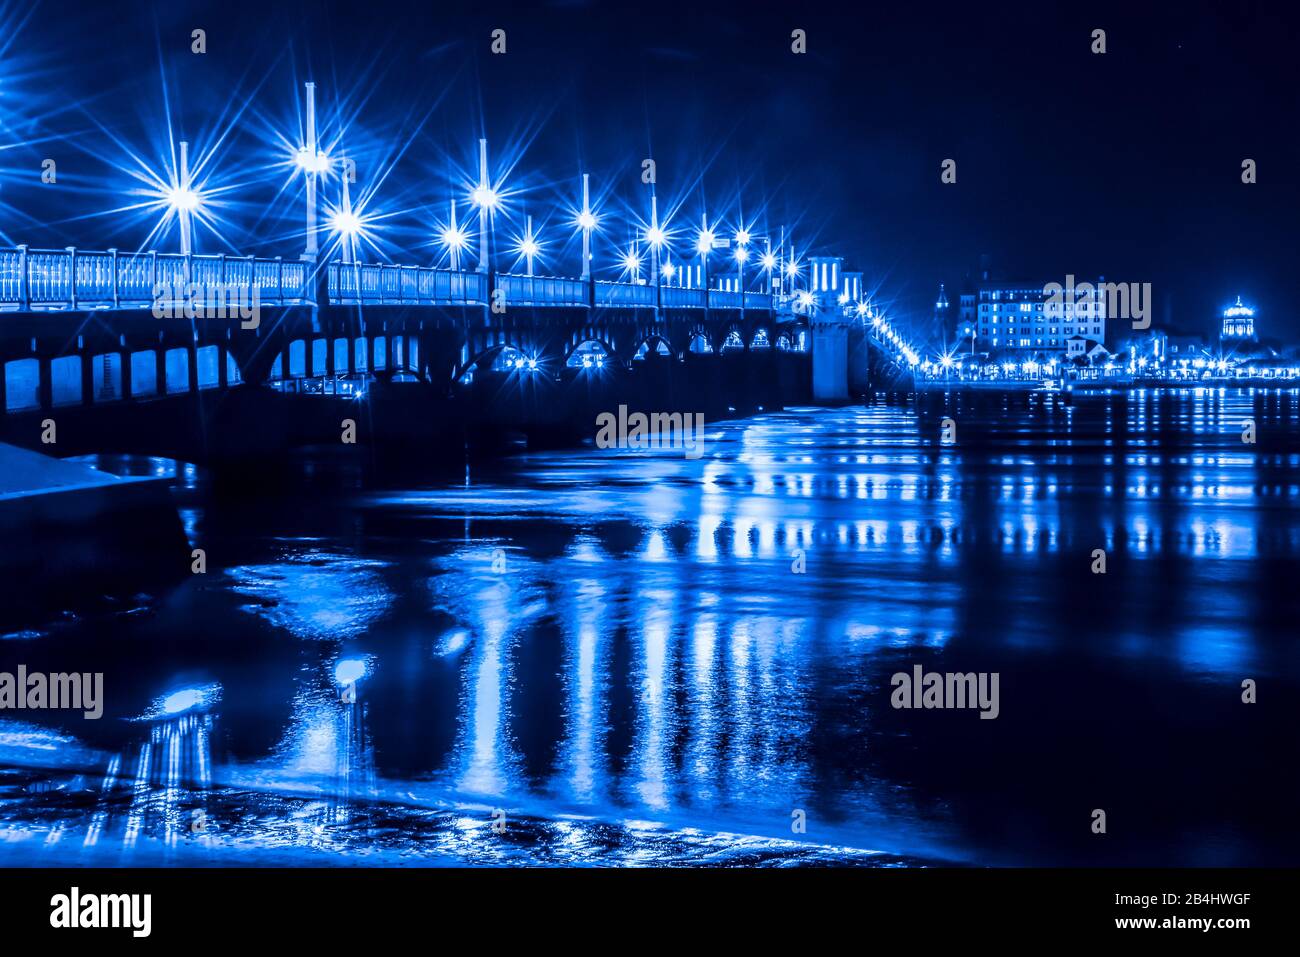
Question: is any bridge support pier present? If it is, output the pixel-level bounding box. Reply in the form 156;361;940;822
811;314;850;402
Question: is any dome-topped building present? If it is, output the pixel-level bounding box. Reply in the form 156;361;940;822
1221;296;1257;342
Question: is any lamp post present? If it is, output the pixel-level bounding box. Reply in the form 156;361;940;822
646;192;664;315
301;81;321;260
177;140;193;257
521;214;537;277
578;173;594;281
442;199;465;272
338;159;354;264
473;138;493;274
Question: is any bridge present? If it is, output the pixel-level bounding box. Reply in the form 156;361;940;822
0;243;920;465
0;86;921;466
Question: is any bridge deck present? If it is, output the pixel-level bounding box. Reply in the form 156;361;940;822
0;246;778;312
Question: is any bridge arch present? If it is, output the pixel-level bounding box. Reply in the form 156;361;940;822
454;342;540;383
686;328;714;355
564;337;616;370
630;335;672;361
720;327;746;353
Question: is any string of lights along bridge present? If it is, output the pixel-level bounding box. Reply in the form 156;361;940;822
0;82;921;370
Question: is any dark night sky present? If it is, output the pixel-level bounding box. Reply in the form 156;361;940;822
2;0;1297;343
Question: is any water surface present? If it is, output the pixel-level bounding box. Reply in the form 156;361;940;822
2;390;1298;866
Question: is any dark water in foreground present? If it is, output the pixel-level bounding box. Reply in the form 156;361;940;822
2;390;1298;866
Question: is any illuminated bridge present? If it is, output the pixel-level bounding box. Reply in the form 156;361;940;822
0;237;919;465
0;88;921;465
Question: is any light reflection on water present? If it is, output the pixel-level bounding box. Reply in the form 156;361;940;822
2;391;1299;866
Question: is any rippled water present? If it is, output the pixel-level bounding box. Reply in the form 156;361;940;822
2;389;1298;866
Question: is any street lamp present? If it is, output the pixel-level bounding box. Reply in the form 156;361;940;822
295;81;330;260
167;140;201;257
695;214;714;297
470;138;498;274
621;246;642;283
644;191;665;309
516;214;540;277
329;164;360;265
576;173;596;281
439;199;469;271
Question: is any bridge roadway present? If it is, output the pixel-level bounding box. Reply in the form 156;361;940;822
0;246;817;466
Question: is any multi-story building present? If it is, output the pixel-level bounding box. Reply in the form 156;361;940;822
961;277;1107;355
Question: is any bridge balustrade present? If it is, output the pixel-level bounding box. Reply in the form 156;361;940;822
497;273;588;306
661;286;706;309
326;262;487;305
1;246;783;314
0;246;312;310
594;280;655;307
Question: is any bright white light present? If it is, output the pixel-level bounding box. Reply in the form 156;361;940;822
622;250;642;272
162;688;204;715
577;210;597;231
760;252;776;270
661;262;676;279
796;291;815;308
330;209;362;236
735;229;750;246
167;186;201;212
855;302;868;317
785;260;800;277
471;185;500;209
644;225;665;248
520;237;539;258
734;247;749;263
295;148;330;174
440;224;469;250
335;658;368;686
696;229;714;253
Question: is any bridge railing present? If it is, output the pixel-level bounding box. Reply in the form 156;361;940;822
594;280;656;308
497;273;589;306
661;286;706;309
326;262;488;305
0;246;313;309
1;245;782;313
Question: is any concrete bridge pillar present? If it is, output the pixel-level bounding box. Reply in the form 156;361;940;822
848;326;871;395
811;310;852;403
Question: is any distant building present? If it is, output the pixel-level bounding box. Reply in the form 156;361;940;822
1167;334;1212;362
1220;296;1257;343
966;276;1107;355
1065;335;1108;361
934;283;955;344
